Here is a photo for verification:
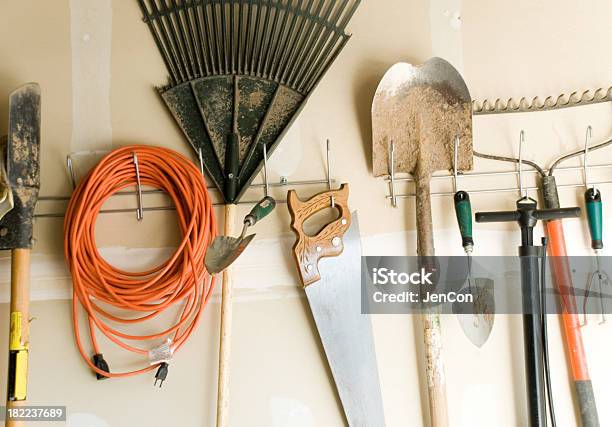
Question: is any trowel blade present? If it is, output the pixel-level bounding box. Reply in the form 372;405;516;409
453;278;495;348
205;234;256;274
305;215;386;426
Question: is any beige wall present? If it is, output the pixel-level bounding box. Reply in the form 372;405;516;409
0;0;611;426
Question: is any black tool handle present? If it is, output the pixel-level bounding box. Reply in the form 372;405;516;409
475;211;520;223
535;207;581;221
224;133;240;203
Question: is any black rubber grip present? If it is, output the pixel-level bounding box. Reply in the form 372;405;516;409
475;211;520;223
575;380;599;427
535;207;581;221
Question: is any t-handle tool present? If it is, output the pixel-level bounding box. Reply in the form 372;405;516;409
477;197;580;427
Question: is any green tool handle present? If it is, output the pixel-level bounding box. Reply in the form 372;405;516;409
454;191;473;250
224;133;240;203
585;188;603;250
245;196;276;226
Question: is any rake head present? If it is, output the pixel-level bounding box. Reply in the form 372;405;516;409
138;0;361;203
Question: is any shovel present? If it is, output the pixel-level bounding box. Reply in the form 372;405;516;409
372;57;472;427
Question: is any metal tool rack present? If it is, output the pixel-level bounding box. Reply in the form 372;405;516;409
34;140;338;219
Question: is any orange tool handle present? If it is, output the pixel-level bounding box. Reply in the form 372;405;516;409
546;220;599;427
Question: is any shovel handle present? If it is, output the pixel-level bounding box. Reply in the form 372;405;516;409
453;191;473;250
415;176;449;427
287;184;351;287
585;188;603;250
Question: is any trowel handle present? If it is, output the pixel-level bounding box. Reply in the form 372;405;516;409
287;184;351;287
454;191;473;250
245;196;276;226
585;188;603;250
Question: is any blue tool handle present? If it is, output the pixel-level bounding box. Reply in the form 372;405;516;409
454;191;473;249
245;196;276;226
585;188;603;250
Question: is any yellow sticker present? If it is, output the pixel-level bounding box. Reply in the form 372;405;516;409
9;311;23;351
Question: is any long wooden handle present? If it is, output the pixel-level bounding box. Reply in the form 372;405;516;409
6;248;31;427
216;204;236;427
415;175;449;427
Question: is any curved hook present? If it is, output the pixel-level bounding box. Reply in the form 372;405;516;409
583;125;594;191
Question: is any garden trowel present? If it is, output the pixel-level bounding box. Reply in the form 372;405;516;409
288;184;385;427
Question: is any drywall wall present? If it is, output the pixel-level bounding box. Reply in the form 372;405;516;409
0;0;611;426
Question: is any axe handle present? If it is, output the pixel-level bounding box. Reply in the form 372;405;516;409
415;174;449;427
6;248;30;427
216;204;236;427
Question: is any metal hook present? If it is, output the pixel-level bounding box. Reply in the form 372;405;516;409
389;141;397;208
583;126;595;192
326;139;335;208
262;143;270;198
518;130;526;197
198;146;205;176
66;155;77;190
133;152;144;221
453;134;460;193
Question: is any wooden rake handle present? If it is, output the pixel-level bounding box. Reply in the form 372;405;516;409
216;204;236;427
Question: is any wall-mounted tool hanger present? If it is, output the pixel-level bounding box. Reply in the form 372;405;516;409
35;141;338;218
384;134;612;206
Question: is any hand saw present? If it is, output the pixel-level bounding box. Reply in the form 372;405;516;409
288;184;386;427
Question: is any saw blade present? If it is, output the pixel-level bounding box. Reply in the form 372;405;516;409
304;214;386;427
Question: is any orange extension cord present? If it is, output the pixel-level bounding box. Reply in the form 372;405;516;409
64;145;217;379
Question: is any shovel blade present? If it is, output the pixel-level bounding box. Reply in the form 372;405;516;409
205;234;256;274
453;278;495;348
371;58;473;177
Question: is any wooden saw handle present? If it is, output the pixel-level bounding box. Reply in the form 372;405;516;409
287;184;351;287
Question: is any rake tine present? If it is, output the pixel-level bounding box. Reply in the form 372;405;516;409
242;0;255;75
182;0;204;77
303;0;358;91
289;0;337;88
192;0;211;75
249;0;265;75
229;0;236;74
269;0;298;80
172;0;198;78
210;0;223;74
137;0;180;85
281;0;320;87
255;0;274;77
273;0;304;81
236;0;245;74
220;0;229;74
201;1;218;74
159;0;192;81
262;0;283;79
148;0;186;83
297;0;353;90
